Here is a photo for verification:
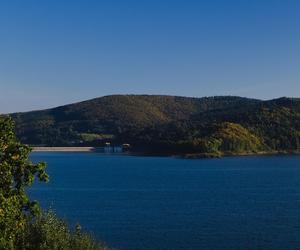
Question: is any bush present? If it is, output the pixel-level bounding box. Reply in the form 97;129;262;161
0;116;48;249
17;212;109;250
0;117;109;250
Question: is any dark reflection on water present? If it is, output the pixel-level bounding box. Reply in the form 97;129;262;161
30;153;300;250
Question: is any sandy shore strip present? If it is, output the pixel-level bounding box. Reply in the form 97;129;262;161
32;147;98;152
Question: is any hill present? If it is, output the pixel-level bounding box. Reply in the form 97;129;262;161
9;95;300;156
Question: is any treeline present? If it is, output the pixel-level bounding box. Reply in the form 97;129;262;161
10;95;300;156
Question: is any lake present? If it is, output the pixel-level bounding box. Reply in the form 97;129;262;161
30;153;300;250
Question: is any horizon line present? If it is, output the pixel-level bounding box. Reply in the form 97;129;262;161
5;94;299;115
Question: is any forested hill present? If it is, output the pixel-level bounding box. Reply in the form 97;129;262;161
10;95;300;156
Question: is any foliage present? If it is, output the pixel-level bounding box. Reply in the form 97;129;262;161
0;117;108;250
80;133;114;143
0;116;48;249
211;122;264;153
10;95;300;155
12;95;257;146
17;211;109;250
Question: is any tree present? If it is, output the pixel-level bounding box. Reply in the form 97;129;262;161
0;116;48;249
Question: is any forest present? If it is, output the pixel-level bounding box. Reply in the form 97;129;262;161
10;95;300;156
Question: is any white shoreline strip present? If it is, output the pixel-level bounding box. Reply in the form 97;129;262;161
32;147;97;152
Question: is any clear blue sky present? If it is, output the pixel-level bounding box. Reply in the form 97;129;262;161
1;0;300;113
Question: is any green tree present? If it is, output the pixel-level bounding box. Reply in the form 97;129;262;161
0;116;48;249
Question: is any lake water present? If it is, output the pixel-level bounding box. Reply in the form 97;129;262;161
30;153;300;250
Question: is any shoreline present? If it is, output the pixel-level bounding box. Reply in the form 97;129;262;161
181;150;300;159
31;147;300;158
32;147;99;152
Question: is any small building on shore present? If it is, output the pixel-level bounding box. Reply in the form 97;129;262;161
104;142;123;153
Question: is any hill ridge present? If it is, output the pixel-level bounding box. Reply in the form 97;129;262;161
8;94;300;156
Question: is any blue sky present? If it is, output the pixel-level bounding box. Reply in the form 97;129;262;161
1;0;300;113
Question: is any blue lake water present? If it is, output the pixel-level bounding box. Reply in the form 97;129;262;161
30;153;300;250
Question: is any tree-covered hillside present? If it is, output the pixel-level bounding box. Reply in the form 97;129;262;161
9;95;300;156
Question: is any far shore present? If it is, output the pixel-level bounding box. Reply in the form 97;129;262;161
181;150;300;159
31;147;300;159
32;147;99;152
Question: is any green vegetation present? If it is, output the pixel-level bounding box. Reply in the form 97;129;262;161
19;211;109;250
10;95;300;156
80;133;114;142
0;117;108;249
205;122;264;153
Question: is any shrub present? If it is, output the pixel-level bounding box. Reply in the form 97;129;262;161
17;212;109;250
0;117;109;250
